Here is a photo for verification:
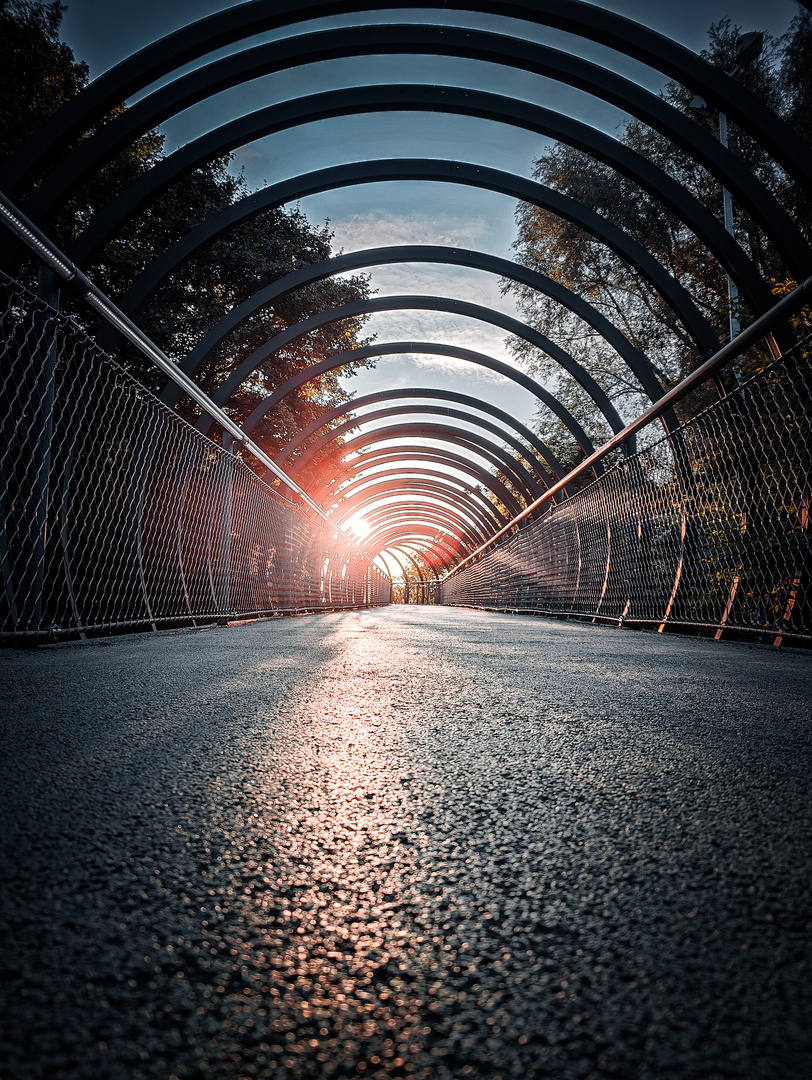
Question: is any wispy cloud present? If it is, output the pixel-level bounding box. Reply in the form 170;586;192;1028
329;210;495;252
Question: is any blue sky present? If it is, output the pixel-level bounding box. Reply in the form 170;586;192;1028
56;0;805;436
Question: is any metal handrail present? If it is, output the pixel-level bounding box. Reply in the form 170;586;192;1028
0;189;383;570
446;274;812;578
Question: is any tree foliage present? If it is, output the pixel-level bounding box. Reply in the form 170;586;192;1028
505;14;812;468
0;0;374;464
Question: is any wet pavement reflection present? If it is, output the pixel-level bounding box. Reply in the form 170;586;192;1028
1;607;810;1079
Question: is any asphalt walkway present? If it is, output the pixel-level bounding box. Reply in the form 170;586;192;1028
1;607;810;1080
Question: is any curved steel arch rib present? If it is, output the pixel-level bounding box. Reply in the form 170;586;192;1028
277;386;564;479
227;338;601;467
362;524;466;565
358;501;482;538
350;502;487;550
363;526;477;576
391;542;445;576
196;297;621;453
330;479;496;539
380;550;434;596
11;22;802;285
3;0;808;209
62;85;795;305
119;161;719;359
287;404;555;492
327;467;509;529
162;245;669;418
386;540;451;577
380;539;444;573
353;500;494;549
312;448;523;519
282;422;548;506
374;545;439;597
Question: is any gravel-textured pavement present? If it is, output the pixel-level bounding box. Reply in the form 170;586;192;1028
1;606;810;1080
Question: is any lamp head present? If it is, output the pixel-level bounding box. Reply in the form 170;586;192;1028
736;30;764;67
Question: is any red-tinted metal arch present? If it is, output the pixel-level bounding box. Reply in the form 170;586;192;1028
311;449;524;519
348;502;486;550
282;421;548;505
329;470;509;530
356;504;484;547
319;469;519;525
287;405;555;492
276;386;563;480
330;481;496;541
332;475;500;533
362;524;467;566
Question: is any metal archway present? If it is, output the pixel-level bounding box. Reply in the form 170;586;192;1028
12;20;803;287
114;160;721;359
382;541;445;579
329;471;509;530
380;548;432;604
276;386;563;479
162;246;671;421
348;502;486;550
193;295;625;454
2;0;806;606
5;0;807;208
361;524;467;566
55;84;793;317
333;475;500;532
231;335;600;466
316;449;523;511
330;481;497;541
272;422;550;505
287;404;555;491
310;448;525;518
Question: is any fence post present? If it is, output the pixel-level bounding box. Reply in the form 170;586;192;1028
215;437;235;623
19;268;59;632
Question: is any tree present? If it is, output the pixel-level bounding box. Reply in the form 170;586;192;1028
505;14;812;470
0;0;373;469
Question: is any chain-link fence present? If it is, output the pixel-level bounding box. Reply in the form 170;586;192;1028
1;273;390;643
442;341;811;644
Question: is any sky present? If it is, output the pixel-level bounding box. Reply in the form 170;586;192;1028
52;0;806;559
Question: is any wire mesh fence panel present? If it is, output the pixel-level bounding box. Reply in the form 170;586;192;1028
1;274;389;642
442;342;811;644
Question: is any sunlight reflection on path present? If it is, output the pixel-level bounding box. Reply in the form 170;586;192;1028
228;612;454;1078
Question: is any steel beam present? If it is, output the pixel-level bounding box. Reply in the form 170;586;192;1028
312;449;523;519
60;85;787;315
287;404;555;491
164;246;670;423
4;1;807;211
276;422;548;505
12;23;803;285
196;296;620;455
331;481;496;540
329;471;507;531
119;161;720;360
276;386;564;480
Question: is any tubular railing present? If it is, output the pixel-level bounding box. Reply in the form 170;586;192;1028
442;300;811;645
0;214;390;643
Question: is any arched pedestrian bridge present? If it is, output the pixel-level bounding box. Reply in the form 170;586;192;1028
0;3;811;1077
1;0;810;644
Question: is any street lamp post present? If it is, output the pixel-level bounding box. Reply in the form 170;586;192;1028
689;30;765;345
